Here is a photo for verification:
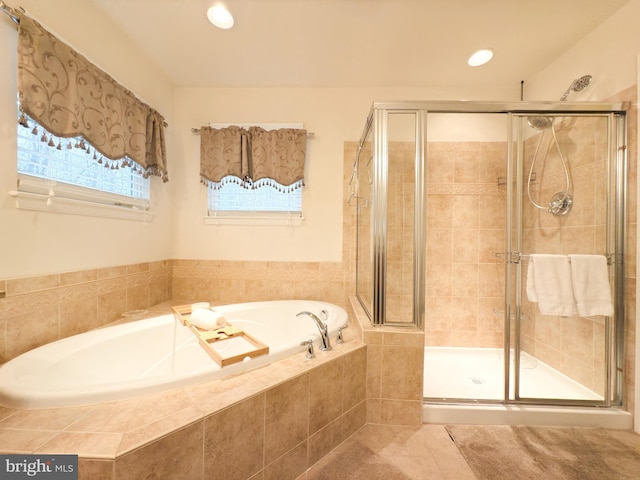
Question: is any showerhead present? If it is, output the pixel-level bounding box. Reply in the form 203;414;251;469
559;74;592;101
572;75;592;92
527;116;553;130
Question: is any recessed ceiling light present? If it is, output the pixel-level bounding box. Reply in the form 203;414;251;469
207;5;234;29
468;49;494;67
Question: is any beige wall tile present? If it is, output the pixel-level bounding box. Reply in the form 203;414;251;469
263;441;308;480
379;399;423;426
204;394;265;480
78;459;114;480
60;297;98;338
7;274;59;296
380;346;423;401
265;374;310;464
342;348;367;412
116;422;203;479
308;418;342;467
309;360;343;434
5;306;58;360
61;269;97;286
341;401;367;441
98;291;128;326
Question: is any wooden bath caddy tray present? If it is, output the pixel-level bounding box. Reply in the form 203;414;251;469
172;305;269;367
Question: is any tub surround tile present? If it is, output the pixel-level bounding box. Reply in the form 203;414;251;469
6;274;60;296
0;428;58;453
186;372;265;416
61;269;98;286
125;284;150;312
0;406;95;431
60;297;99;338
2;288;59;318
37;431;122;458
341;401;367;442
78;459;115;480
1;262;173;365
264;440;308;480
309;360;342;434
265;374;310;464
98;291;129;326
2;304;59;361
379;400;423;426
97;266;128;280
117;404;203;456
350;297;424;426
204;394;265;480
68;389;197;435
115;421;204;479
342;349;367;412
308;418;343;467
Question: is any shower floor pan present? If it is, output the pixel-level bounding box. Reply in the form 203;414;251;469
424;346;601;401
423;347;632;429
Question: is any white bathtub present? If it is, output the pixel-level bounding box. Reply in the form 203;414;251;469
0;300;348;409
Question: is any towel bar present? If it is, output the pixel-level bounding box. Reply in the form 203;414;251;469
495;252;617;265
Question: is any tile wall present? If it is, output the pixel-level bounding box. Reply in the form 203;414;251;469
0;261;172;363
520;115;611;396
423;141;507;348
106;347;367;480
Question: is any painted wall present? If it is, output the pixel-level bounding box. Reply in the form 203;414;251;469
171;86;518;262
0;0;175;279
525;0;640;101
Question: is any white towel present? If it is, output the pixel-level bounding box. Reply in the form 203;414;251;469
568;254;614;316
526;254;577;316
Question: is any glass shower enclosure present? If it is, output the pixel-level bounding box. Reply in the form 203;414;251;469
353;101;627;407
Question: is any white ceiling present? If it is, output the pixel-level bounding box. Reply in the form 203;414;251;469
89;0;630;88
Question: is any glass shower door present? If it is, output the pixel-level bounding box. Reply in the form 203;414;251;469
509;112;625;405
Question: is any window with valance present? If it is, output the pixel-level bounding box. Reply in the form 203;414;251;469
11;13;168;218
199;126;307;191
200;126;307;224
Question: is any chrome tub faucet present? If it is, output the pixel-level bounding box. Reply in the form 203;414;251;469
296;311;332;351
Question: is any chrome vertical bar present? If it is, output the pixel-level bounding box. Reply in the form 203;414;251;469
604;113;614;406
513;113;524;402
372;107;388;325
613;112;627;405
414;109;427;329
503;113;514;403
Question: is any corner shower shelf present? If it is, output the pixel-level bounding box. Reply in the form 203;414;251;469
171;305;269;367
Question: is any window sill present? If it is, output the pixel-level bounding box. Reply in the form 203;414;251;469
8;190;155;222
204;213;304;226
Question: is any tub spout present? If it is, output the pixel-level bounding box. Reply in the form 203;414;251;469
296;311;332;351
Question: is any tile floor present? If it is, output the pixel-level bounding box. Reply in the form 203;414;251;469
302;424;477;480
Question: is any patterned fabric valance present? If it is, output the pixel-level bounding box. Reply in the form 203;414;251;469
17;15;168;182
200;126;307;192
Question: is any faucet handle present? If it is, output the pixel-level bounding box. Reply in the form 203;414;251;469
337;324;348;344
300;339;315;359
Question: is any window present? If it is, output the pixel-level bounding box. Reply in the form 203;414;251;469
13;110;152;220
206;178;303;225
12;15;167;220
203;124;305;226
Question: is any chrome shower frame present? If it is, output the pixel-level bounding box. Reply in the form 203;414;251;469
354;99;627;407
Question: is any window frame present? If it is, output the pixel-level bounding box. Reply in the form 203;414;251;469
203;123;305;227
13;109;154;222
